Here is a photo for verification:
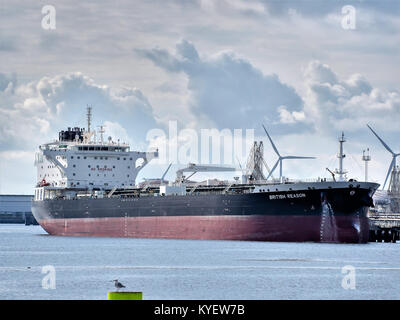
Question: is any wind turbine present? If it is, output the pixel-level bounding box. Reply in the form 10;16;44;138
367;124;400;190
262;125;316;182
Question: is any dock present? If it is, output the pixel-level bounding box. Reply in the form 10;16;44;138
368;214;400;243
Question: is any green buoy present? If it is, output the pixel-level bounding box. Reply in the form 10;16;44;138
108;291;143;300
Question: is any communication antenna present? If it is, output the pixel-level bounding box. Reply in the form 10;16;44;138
98;125;106;145
362;148;371;182
87;105;92;133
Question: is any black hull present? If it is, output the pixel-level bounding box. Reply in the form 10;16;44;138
32;182;378;243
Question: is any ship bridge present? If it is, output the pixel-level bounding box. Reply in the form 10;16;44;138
34;108;158;193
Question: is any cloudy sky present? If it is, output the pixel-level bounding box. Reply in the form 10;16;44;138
0;0;399;194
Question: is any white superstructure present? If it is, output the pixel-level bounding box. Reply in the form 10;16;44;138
34;110;158;194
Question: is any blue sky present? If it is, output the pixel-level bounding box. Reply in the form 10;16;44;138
0;0;399;193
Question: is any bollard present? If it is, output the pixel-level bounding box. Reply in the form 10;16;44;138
108;292;143;300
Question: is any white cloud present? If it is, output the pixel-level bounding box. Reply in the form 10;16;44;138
0;72;160;150
302;60;400;133
138;40;307;134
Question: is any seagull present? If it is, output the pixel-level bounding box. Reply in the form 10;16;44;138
112;279;126;291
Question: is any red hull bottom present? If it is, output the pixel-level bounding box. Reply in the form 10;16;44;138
39;215;369;243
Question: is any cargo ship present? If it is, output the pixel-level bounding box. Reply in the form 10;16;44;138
31;108;379;243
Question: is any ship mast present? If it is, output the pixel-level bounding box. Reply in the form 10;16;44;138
362;148;371;182
87;105;92;133
98;125;106;145
335;132;347;181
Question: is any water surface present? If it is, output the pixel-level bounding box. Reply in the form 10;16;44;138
0;224;399;300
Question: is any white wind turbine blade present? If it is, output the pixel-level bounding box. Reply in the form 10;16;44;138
266;160;280;180
282;156;316;160
383;158;395;190
367;124;395;155
262;124;281;158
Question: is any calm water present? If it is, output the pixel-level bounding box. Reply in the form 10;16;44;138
0;224;399;300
